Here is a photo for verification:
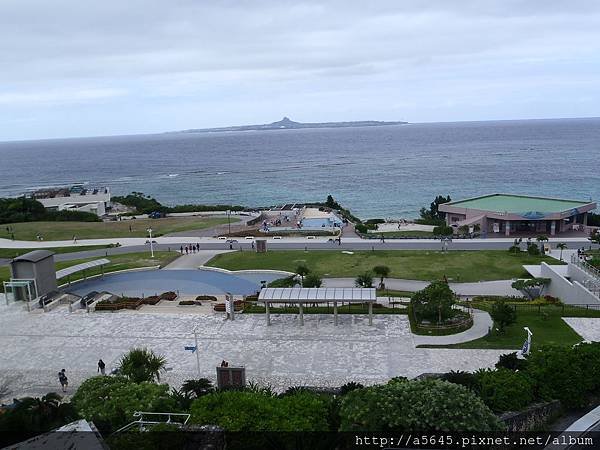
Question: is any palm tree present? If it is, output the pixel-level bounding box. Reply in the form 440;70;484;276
536;235;549;254
355;271;374;288
295;264;310;285
181;378;214;398
556;242;567;261
373;265;390;290
118;347;167;383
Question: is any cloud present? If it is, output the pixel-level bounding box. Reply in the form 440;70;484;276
0;0;599;139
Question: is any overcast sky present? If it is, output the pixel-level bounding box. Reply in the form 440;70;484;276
1;0;600;141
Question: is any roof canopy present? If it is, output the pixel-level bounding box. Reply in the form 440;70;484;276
56;258;110;279
445;193;592;214
258;287;376;303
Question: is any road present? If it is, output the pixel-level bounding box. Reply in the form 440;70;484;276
0;235;596;266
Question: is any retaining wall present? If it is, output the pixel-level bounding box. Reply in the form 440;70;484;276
541;263;600;305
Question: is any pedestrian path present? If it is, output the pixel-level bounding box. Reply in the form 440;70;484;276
163;250;231;269
323;278;522;297
411;309;493;346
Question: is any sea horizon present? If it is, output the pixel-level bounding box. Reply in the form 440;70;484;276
1;116;599;219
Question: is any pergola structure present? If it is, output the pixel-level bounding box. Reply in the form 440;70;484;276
56;258;110;286
257;287;377;326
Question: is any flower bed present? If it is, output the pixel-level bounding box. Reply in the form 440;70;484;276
179;300;202;306
213;300;244;312
142;296;161;305
160;291;178;301
196;295;217;301
95;297;143;311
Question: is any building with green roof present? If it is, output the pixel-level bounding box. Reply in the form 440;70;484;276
439;193;596;237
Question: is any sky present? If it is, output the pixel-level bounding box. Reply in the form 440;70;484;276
1;0;600;141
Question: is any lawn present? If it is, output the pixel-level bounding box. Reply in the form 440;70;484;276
0;245;110;259
206;250;564;282
0;251;179;291
370;230;435;238
420;303;598;350
0;216;237;241
243;304;407;314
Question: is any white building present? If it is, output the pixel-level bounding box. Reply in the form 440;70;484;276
32;186;110;217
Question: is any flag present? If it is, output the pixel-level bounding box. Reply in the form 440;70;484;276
521;339;529;355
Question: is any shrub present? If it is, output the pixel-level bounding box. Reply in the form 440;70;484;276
339;381;364;396
303;272;323;288
267;276;297;288
181;378;214;398
490;300;517;332
433;225;453;236
160;291;177;301
495;352;528;371
178;300;199;306
354;272;373;288
525;343;600;408
190;391;329;431
441;370;478;391
339;378;502;432
474;369;534;413
195;295;217;301
71;376;176;434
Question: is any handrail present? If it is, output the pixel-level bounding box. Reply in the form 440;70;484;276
112;411;190;435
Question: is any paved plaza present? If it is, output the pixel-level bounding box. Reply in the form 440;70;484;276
562;318;600;342
0;301;509;400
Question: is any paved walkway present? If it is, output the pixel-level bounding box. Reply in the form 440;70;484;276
163;250;231;269
562;318;600;342
0;302;509;401
412;309;493;346
323;278;522;296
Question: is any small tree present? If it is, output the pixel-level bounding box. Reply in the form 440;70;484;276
556;242;567;261
511;278;550;300
355;272;373;288
410;280;457;323
509;238;522;254
589;230;600;250
303;272;323;288
295;264;310;285
458;225;469;236
490;300;516;332
536;235;549;254
117;348;167;383
372;265;390;289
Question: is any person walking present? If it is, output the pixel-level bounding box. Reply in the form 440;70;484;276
97;359;106;375
180;245;184;254
58;369;68;392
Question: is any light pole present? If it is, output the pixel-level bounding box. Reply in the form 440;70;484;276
147;227;154;258
227;209;231;236
194;330;201;377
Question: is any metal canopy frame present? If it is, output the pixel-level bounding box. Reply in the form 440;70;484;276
56;258;110;285
257;287;377;326
3;278;37;306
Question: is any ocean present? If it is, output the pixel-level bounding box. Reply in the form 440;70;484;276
0;118;598;219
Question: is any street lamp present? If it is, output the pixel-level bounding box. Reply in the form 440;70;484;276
227;209;231;236
147;227;154;258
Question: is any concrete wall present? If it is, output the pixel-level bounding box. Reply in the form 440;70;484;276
9;257;57;300
540;263;600;305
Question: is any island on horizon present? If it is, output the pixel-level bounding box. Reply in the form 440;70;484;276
171;116;408;133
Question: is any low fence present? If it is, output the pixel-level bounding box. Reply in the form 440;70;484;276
506;303;600;314
409;304;474;334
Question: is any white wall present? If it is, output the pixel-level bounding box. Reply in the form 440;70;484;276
541;263;600;305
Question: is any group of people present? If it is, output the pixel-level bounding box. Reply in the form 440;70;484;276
180;243;201;254
577;247;591;261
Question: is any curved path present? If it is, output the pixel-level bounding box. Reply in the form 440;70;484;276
323;277;521;297
411;309;493;346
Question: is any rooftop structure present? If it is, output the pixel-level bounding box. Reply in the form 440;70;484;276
440;193;596;237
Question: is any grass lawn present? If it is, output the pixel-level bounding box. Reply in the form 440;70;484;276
420;303;596;350
207;250;564;282
0;216;237;241
370;230;435;238
0;245;110;259
0;251;179;292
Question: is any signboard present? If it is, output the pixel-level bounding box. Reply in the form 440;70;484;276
184;345;197;353
225;293;234;320
493;222;500;233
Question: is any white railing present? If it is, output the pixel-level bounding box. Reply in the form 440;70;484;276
113;411;190;434
571;255;600;297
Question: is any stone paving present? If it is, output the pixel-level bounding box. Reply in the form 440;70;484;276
562;318;600;342
0;301;509;400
